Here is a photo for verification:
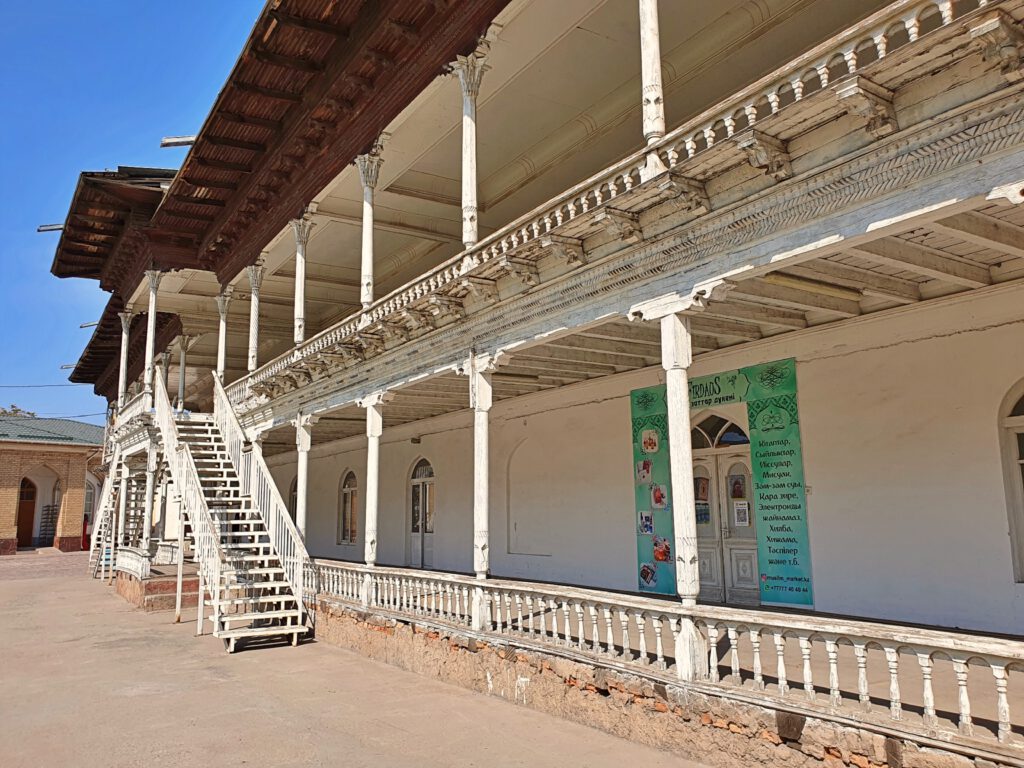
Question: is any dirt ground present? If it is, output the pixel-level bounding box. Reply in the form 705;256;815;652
0;549;706;768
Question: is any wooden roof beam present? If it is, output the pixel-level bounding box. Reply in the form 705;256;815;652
927;212;1024;261
728;279;862;317
233;81;304;103
181;176;239;192
784;260;921;304
217;111;283;131
700;301;808;329
252;49;325;74
203;135;268;153
194;157;254;173
848;238;992;288
268;9;351;38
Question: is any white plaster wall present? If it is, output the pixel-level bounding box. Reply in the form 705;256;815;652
267;287;1024;634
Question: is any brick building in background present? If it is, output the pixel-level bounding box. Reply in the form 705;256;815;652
0;417;104;554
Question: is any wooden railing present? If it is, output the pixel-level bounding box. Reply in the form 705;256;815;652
225;0;999;409
113;546;152;580
308;559;1023;757
213;374;309;618
116;391;148;426
154;370;223;627
88;443;121;580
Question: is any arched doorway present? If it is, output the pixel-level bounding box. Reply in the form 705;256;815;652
17;479;37;548
691;415;760;606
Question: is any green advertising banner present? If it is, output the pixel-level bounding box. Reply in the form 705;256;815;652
630;386;676;595
629;358;813;606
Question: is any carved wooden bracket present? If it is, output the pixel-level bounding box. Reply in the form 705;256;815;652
655;173;710;212
970;10;1024;83
398;308;435;331
426;294;466;322
540;234;586;267
595;208;642;245
353;332;384;357
460;276;498;302
380;320;410;343
497;255;539;287
835;76;897;139
735;129;793;182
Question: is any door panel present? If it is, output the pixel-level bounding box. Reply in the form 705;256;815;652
719;455;760;605
693;458;724;603
17;480;36;548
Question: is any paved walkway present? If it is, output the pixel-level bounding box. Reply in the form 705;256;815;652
0;550;705;768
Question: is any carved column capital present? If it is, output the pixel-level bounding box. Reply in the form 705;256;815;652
451;49;490;101
354;134;388;190
145;269;162;292
289;214;316;248
118;310;133;334
215;286;233;318
246;260;265;293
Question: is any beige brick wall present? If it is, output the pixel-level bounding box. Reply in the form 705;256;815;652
0;445;101;554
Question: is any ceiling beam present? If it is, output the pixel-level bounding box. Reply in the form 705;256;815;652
848;238;991;288
700;301;808;329
688;317;762;340
314;208;461;243
728;280;862;317
927;212;1024;261
783;260;921;304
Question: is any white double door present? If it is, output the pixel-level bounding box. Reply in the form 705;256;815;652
408;478;435;569
693;450;760;606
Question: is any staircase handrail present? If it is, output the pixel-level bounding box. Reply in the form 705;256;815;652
88;443;121;577
154;370;223;617
213;373;309;617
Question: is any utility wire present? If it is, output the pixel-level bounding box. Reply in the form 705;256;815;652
2;412;106;419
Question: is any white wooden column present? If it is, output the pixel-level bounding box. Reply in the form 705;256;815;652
176;335;191;410
293;413;318;539
469;358;493;579
215;286;232;380
355;137;385;309
246;259;264;373
638;0;668;181
117;309;132;408
359;392;390;567
116;461;129;548
451;45;489;249
290;214;315;345
661;312;707;680
142;442;158;550
142;270;161;407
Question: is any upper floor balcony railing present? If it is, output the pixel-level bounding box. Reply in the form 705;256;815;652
227;0;1005;409
115;391;148;427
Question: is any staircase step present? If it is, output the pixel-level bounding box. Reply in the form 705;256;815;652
222;580;292;590
209;595;298;606
213;624;309;641
213;609;302;624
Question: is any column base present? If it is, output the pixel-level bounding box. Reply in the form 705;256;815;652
0;539;16;555
54;536;83;553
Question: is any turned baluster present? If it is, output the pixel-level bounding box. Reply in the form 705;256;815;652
885;647;902;720
799;636;815;701
825;639;841;708
815;63;830;89
938;0;953;25
992;664;1011;743
904;14;920;43
873;33;887;60
727;626;740;682
702;126;715;148
652;615;665;668
723;115;736;137
567;200;577;220
514;593;524;633
708;625;721;682
618;608;632;660
603;607;615;655
636;612;648;665
773;631;788;694
767;91;780;113
842;48;857;74
750;629;764;690
554;209;564;226
574;602;586;650
952;659;973;737
684;137;697;158
743;104;758;126
561;601;571;646
589;604;600;653
854;643;871;711
526;595;535;635
918;653;938;728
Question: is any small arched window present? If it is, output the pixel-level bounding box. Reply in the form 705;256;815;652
692;415;750;449
288;477;298;522
410;459;435;536
337;472;358;545
1002;388;1024;582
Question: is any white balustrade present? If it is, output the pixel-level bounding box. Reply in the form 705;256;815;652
116;391;148;426
307;558;1022;751
88;443;121;578
224;0;990;411
213;374;309;618
113;546;152;580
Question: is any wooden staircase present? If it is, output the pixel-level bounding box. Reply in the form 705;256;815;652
175;415;308;652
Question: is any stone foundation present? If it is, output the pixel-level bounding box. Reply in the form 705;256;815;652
115;571;200;612
54;536;82;553
314;601;1012;768
0;538;15;555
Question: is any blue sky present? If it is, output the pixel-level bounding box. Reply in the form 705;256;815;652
0;2;262;424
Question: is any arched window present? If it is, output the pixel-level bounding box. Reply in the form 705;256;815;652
1002;388;1024;581
52;479;63;509
288;477;298;522
337;472;358;545
410;459;435;538
692;415;750;449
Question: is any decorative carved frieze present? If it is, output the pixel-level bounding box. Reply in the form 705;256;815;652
835;76;897;139
541;234;586;267
496;255;539;287
595;208;642;245
735;130;793;182
460;276;498;303
970;10;1024;83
